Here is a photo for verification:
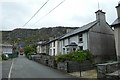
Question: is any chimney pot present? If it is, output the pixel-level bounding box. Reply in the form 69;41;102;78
95;10;106;22
116;1;120;18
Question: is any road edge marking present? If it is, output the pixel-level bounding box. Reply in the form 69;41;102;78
8;59;14;79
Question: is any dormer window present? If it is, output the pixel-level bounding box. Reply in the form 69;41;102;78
79;34;83;43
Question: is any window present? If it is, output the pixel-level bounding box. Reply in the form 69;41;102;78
67;48;69;51
50;43;52;47
63;40;65;46
53;49;55;56
53;41;55;47
79;34;83;43
67;48;69;53
68;38;70;44
63;48;65;53
73;48;76;52
49;49;52;55
79;46;83;50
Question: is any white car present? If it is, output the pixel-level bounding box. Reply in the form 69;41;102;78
5;54;9;58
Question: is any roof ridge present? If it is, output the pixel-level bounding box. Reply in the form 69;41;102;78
60;20;97;39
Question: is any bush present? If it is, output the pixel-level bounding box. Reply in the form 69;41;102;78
55;50;93;63
24;45;36;56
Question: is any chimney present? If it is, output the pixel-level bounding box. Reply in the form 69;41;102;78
116;2;120;18
95;10;106;22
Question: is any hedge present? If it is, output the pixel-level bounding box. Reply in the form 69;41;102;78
55;50;93;63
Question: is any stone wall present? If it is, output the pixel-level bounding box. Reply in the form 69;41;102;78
32;54;94;73
57;60;94;73
32;54;57;68
97;61;119;78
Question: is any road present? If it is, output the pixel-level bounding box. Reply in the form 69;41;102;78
0;61;2;80
2;59;12;78
2;55;75;79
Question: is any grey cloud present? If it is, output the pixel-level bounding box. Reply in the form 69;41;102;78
1;2;33;29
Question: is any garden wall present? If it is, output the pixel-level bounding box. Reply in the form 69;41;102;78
32;54;94;73
97;61;119;78
57;60;94;73
32;54;57;68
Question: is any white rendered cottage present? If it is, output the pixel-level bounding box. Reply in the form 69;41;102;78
37;41;47;54
48;38;60;56
59;10;116;63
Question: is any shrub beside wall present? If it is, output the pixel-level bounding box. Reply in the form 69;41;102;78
32;50;94;73
56;50;94;72
55;50;93;63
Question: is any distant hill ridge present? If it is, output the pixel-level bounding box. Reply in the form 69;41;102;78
1;26;78;45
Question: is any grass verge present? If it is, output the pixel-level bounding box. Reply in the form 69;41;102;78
69;69;97;78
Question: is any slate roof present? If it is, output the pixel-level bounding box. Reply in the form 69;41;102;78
37;41;48;46
47;35;64;44
60;21;98;40
111;18;120;27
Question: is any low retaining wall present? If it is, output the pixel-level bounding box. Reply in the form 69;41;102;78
32;54;94;73
57;60;94;73
32;54;57;68
57;62;68;72
96;61;119;78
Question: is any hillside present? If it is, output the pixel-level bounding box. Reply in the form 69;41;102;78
1;26;78;46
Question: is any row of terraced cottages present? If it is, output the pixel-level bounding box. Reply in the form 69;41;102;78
37;10;117;63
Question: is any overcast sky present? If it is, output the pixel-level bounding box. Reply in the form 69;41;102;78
0;0;119;31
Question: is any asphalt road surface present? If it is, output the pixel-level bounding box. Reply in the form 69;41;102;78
2;55;75;79
0;61;2;80
2;59;12;78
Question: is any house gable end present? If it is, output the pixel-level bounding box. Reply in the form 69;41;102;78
89;22;114;35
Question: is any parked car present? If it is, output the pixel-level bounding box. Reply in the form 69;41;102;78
2;54;9;60
27;53;37;60
20;52;24;55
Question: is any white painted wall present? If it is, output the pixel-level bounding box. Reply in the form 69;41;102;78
114;27;120;59
83;32;88;50
70;35;78;44
78;33;88;50
37;45;46;54
1;45;13;54
60;32;88;54
37;46;40;53
49;40;60;56
55;41;59;55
